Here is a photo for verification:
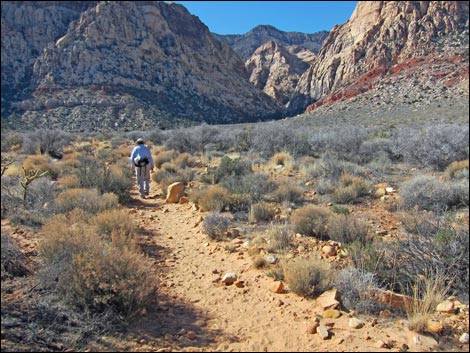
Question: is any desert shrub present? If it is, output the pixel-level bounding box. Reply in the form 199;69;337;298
57;174;81;189
201;213;231;240
273;180;304;203
1;231;30;279
327;214;369;245
331;174;370;204
39;209;156;319
308;153;368;182
249;202;275;223
315;178;335;195
22;129;72;156
75;156;133;203
399;210;446;237
55;188;118;215
1;131;23;152
266;225;291;253
394;227;469;301
283;256;334;298
392;124;469;170
331;204;350;215
347;239;397;290
400;175;469;212
228;193;251;212
357;138;395;165
222;172;277;203
291;205;330;239
191;185;231;212
334;268;383;314
212;156;252;184
310;126;368;162
252;256;268;269
90;209;136;244
163;124;228;154
445;159;469;179
174;152;198;169
22;154;60;180
271;152;293;167
154;149;178;168
66;245;156;318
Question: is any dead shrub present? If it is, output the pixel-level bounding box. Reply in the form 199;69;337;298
266;225;291;253
331;173;370;204
291;205;330;239
23;154;59;180
253;256;268;269
154;149;178;168
57;174;81;189
283;256;334;298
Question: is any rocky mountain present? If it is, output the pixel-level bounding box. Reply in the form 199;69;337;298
2;1;282;131
245;41;310;106
1;1;96;106
287;1;470;115
213;25;329;61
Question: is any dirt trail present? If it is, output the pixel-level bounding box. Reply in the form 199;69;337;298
103;185;447;353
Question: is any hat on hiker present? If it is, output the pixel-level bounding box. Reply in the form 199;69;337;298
136;138;145;144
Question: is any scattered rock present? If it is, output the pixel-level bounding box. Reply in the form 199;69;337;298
322;245;337;257
166;182;184;203
270;281;284;294
186;331;196;340
426;320;444;334
323;309;341;319
349;318;364;329
317;325;330;340
436;300;455;314
307;321;320;334
221;273;237;285
459;333;469;344
317;289;340;310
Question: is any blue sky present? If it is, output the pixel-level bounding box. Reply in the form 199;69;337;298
176;1;358;35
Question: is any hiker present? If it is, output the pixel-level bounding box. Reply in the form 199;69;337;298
130;138;155;198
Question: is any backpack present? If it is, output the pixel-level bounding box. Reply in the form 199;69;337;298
134;156;150;167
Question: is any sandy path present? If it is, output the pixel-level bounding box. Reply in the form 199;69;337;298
115;186;444;352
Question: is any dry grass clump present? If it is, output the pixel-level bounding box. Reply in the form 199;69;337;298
327;214;369;245
154;149;178;168
39;209;156;319
190;185;231;212
252;255;268;269
249;202;275;223
283;256;334;298
174;152;198;168
274;180;304;203
405;274;450;333
90;209;136;245
445;159;469;179
266;225;291;253
291;205;330;239
23;154;59;180
55;188;118;214
331;173;370;204
57;174;81;189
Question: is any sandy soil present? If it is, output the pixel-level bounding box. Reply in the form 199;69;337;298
92;184;465;353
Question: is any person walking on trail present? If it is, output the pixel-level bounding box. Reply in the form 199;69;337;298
130;138;155;198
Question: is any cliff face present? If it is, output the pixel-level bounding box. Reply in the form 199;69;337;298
287;1;469;114
245;41;310;106
1;1;96;104
2;1;282;131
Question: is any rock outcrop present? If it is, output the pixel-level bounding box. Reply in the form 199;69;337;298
2;1;282;131
245;41;310;106
287;1;470;115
